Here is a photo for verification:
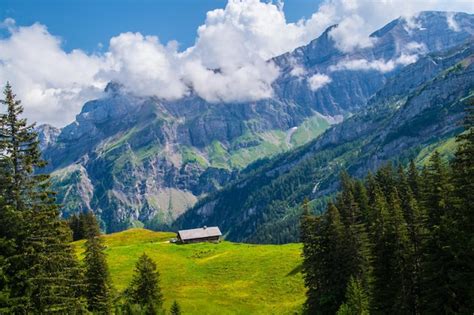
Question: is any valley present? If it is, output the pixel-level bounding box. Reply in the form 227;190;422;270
34;11;473;242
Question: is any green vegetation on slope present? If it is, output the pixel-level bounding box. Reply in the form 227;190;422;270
414;136;458;166
290;115;331;147
73;229;305;314
205;115;331;170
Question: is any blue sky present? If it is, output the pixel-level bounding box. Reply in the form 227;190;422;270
0;0;323;52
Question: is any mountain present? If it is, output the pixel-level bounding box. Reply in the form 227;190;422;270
40;11;474;232
36;124;60;151
175;40;474;244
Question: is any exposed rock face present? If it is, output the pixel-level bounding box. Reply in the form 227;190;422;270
36;124;60;151
175;41;474;244
41;12;474;232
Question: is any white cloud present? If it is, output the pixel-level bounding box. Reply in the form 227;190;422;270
308;73;332;91
329;15;377;52
103;32;187;100
447;12;461;31
329;54;419;73
0;0;473;126
288;57;307;77
0;20;107;126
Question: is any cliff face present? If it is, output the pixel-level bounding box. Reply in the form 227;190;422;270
175;42;474;244
39;12;474;232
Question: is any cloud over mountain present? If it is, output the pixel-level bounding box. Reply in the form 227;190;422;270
0;0;473;126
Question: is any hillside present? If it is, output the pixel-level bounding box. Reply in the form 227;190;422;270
176;40;474;244
73;229;305;314
39;12;474;232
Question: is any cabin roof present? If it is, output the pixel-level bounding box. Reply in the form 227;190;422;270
178;226;222;240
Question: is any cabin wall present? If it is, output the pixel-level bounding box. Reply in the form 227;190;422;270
181;236;220;244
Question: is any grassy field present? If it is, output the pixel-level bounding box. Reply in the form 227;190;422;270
73;228;305;314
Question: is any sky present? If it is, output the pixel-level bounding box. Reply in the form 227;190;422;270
0;0;324;53
0;0;473;127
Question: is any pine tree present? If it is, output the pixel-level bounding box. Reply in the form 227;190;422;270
84;213;113;313
83;211;101;239
337;174;372;298
336;277;370;315
407;160;422;200
448;98;474;312
9;208;85;313
68;213;83;241
0;82;44;211
396;165;426;313
370;187;397;314
170;300;181;315
126;253;163;315
421;100;474;313
300;202;321;313
420;152;460;313
0;83;85;312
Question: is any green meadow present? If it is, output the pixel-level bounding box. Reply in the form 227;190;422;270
73;228;305;314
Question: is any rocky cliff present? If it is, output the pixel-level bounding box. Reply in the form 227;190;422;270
39;12;474;232
175;41;474;243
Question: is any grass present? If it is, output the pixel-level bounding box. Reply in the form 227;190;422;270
415;136;458;166
181;146;209;167
290;115;330;147
73;228;305;314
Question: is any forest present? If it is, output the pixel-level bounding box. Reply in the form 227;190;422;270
301;101;474;314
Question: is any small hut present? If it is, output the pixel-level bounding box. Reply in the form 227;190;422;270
177;226;222;244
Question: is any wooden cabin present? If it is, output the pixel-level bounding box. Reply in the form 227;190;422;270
177;226;222;244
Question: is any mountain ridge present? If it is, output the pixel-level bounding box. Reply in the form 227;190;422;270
175;40;474;243
38;11;474;233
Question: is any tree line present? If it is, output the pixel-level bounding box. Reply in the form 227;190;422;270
0;83;181;314
301;101;473;314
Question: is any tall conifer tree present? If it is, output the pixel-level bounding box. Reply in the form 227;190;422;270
126;253;163;314
449;99;474;312
0;83;84;312
84;212;113;313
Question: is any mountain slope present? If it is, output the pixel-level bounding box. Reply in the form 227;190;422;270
175;41;474;244
73;229;304;314
40;12;474;232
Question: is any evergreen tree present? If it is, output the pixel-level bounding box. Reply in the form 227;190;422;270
170;300;181;315
126;253;163;315
407;160;422;200
300;202;321;313
0;82;44;211
83;211;101;239
84;214;113;314
68;213;83;241
448;98;474;312
396;165;426;313
421;152;460;313
337;174;372;298
336;277;370;315
0;83;84;312
9;208;85;313
367;186;390;314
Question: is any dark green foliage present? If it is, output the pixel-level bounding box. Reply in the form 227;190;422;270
84;214;113;314
336;277;370;315
302;107;474;314
170;300;181;315
0;82;44;211
125;253;163;315
69;211;101;241
449;99;474;313
0;83;85;312
420;100;474;314
9;207;85;313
